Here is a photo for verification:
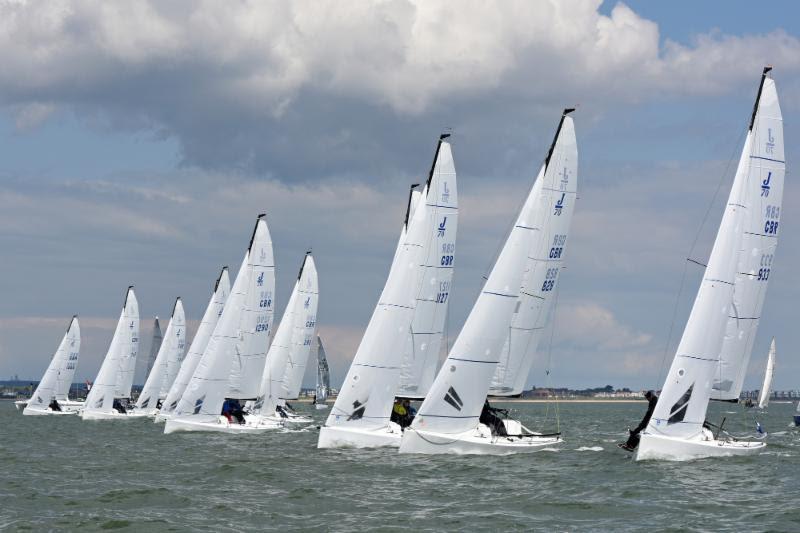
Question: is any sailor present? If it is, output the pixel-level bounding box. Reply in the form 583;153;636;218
479;400;508;436
229;398;245;424
48;398;62;412
390;399;407;426
620;390;658;451
112;398;127;414
401;399;416;427
221;399;233;422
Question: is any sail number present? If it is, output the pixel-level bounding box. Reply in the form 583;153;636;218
764;205;780;235
258;290;273;309
757;253;774;281
549;234;567;259
541;268;559;292
305;315;317;328
255;315;269;332
441;243;455;266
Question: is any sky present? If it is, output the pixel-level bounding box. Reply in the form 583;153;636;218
1;0;799;393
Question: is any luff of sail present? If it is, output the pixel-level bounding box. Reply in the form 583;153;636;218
324;182;427;431
24;316;80;413
647;69;781;439
84;287;139;414
135;298;186;411
758;338;776;409
490;111;578;396
160;267;230;415
397;137;459;399
711;71;785;400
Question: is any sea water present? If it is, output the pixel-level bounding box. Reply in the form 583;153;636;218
1;400;798;531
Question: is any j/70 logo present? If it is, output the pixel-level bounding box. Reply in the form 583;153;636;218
554;193;565;216
761;172;772;197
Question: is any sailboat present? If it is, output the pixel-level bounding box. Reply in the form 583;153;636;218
144;317;163;383
318;136;453;449
314;336;330;410
757;338;776;409
248;252;318;426
22;317;81;415
399;109;576;455
794;400;800;426
133;298;186;416
637;68;784;461
164;215;276;434
157;267;230;422
81;286;143;420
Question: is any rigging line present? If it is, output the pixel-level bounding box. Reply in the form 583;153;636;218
655;122;749;391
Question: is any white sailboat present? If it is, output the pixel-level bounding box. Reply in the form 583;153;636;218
397;139;459;400
134;298;186;416
794;400;800;426
164;215;276;434
400;110;577;455
249;252;318;426
318;136;451;449
81;286;142;420
314;336;330;410
157;267;230;422
144;317;163;383
637;68;784;461
757;338;776;409
23;316;81;416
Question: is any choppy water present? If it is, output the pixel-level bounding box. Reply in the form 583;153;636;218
1;400;798;531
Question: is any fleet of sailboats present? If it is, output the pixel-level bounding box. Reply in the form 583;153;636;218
14;68;792;465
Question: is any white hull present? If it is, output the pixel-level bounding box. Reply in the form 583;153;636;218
636;429;766;461
129;408;159;418
22;407;78;416
154;412;171;423
314;404;329;410
317;423;402;449
399;423;562;455
15;399;84;412
282;412;313;424
164;415;274;435
14;400;27;410
81;409;150;421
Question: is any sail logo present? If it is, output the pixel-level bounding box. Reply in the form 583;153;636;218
193;395;205;414
304;296;311;309
93;397;104;409
257;272;264;287
260;248;267;263
438;217;448;237
442;182;450;203
761;172;771;197
553;193;565;216
560;167;569;191
129;321;134;330
765;128;775;155
348;399;367;420
443;386;464;411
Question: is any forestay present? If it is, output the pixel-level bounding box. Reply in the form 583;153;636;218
397;138;459;399
135;298;186;410
324;182;427;431
647;69;783;439
161;267;230;415
711;74;785;400
490;113;578;396
758;338;776;409
411;113;577;435
84;287;139;413
24;317;80;413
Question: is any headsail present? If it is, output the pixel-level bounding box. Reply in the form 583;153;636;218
315;336;330;405
24;317;80;413
490;110;578;396
397;137;459;399
648;69;783;439
757;338;776;409
161;267;230;416
135;298;186;410
85;287;139;413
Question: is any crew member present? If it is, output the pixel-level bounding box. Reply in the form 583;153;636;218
621;390;658;451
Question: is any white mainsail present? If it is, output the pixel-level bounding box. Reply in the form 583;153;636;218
490;114;578;396
144;317;163;381
171;215;272;424
410;113;576;436
315;336;330;406
323;180;427;432
397;137;459;399
252;253;318;415
83;287;139;415
135;298;186;411
758;338;776;409
227;217;275;399
160;267;230;416
23;316;80;414
643;69;783;445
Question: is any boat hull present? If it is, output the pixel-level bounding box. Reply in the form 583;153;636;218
18;399;84;413
22;407;78;416
317;424;402;449
164;416;274;435
399;424;562;455
14;400;28;410
314;404;329;410
81;409;149;421
636;430;766;461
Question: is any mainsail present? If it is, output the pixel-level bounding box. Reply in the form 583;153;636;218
23;316;80;413
144;317;163;381
490;111;578;396
411;111;576;435
315;336;330;405
397;137;459;399
647;69;784;439
281;254;320;400
135;298;186;410
758;338;776;409
160;267;230;415
84;287;139;413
